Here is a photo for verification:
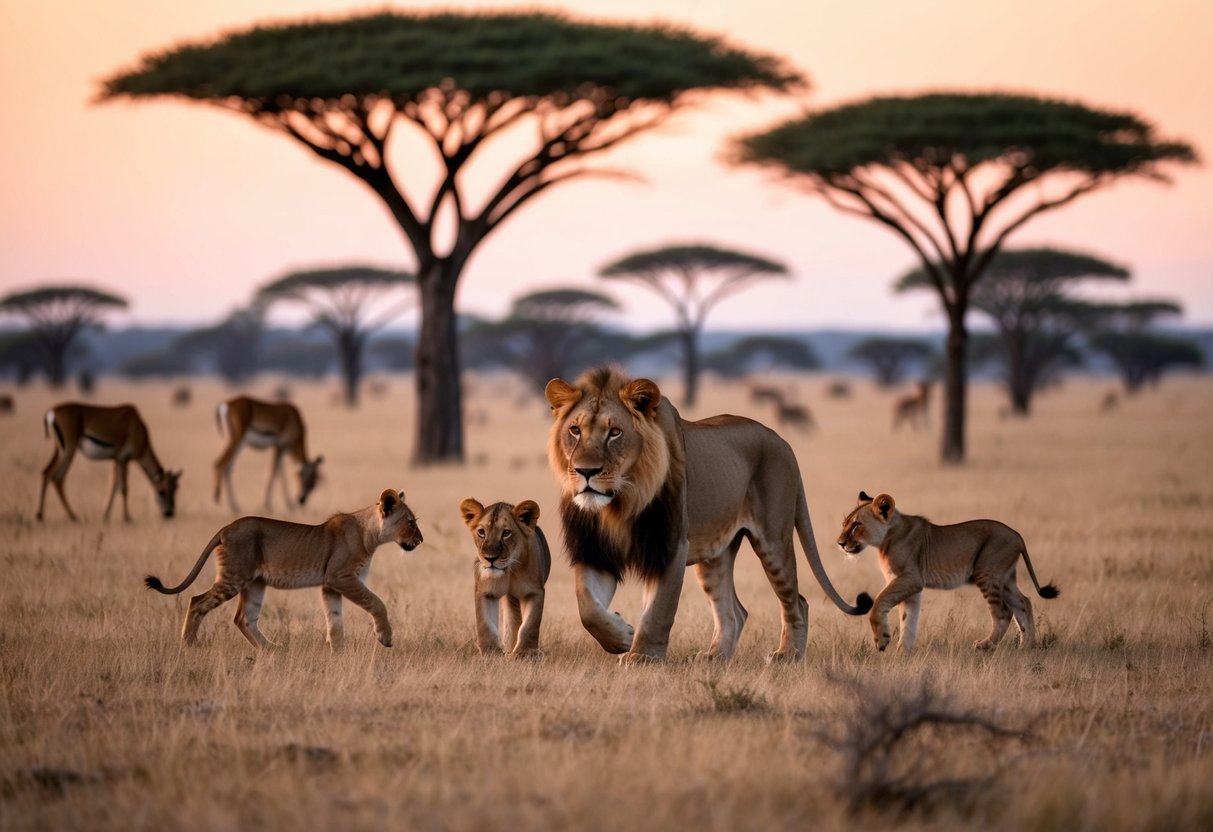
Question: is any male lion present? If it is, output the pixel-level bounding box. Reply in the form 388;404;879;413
837;491;1059;653
459;497;552;658
145;489;422;649
545;367;871;664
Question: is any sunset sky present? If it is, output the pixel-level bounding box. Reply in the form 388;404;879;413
1;0;1209;333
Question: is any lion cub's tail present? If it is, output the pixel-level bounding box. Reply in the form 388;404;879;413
1021;542;1060;599
145;531;222;595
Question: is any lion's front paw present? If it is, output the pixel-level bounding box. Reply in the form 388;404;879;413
974;639;995;651
618;651;663;665
690;650;725;663
511;648;544;661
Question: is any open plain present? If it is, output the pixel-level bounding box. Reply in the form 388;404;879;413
1;373;1211;831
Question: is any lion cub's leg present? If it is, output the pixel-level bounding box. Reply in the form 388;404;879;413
474;593;503;655
513;593;545;658
320;587;344;649
870;576;923;652
502;596;523;654
182;552;247;644
897;593;923;654
1004;579;1036;648
325;576;392;647
574;565;634;655
233;580;270;649
974;573;1013;651
692;549;747;661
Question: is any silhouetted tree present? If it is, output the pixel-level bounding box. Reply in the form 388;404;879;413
736;93;1197;462
0;332;47;385
173;306;265;384
461;289;621;394
256;266;413;407
705;335;820;379
0;285;126;387
599;244;789;406
102;11;799;463
846;337;936;387
1089;331;1203;392
899;248;1129;414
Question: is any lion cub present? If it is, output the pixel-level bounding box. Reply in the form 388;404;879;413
837;491;1058;653
459;497;552;658
145;489;422;649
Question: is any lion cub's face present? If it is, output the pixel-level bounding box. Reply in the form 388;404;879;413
460;498;539;572
544;371;665;514
837;491;896;554
378;489;423;551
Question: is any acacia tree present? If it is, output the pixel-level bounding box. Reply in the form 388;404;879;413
462;288;621;395
736;93;1196;462
0;286;127;387
1089;331;1203;392
599;243;789;406
846;337;935;387
101;11;800;463
899;248;1129;414
256;267;413;406
172;305;266;384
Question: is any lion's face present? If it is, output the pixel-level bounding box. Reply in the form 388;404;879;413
545;369;668;518
460;498;539;573
837;491;896;554
378;489;423;551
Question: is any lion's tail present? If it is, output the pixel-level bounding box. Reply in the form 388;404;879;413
795;484;873;616
145;531;222;595
1020;540;1060;599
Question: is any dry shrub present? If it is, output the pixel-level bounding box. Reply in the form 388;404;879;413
816;674;1031;818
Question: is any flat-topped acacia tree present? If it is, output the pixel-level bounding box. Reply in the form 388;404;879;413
0;286;127;387
100;11;801;464
599;243;789;407
256;266;414;408
735;93;1196;462
899;248;1130;414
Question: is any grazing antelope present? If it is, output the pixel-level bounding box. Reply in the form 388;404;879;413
776;400;816;433
892;381;931;432
37;403;181;522
0;393;13;415
214;396;323;513
171;386;191;408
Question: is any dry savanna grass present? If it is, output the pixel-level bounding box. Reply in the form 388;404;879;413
1;373;1212;831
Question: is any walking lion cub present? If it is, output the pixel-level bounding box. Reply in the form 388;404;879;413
459;497;551;658
837;491;1058;653
145;489;422;649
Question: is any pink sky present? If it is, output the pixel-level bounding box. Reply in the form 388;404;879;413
1;0;1210;333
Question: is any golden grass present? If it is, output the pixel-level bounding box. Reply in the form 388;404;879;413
1;373;1211;831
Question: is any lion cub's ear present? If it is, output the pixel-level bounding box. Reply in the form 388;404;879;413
379;488;400;517
512;500;540;531
622;378;661;419
858;490;873;503
460;498;485;527
545;378;581;412
873;493;895;519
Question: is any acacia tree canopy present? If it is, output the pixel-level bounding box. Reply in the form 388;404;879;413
599;242;789;405
101;10;801;463
0;285;128;387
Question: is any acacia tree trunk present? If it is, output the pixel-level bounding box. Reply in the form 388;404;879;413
44;338;68;389
1005;330;1031;416
337;330;363;408
942;305;968;463
414;261;463;464
682;326;701;408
